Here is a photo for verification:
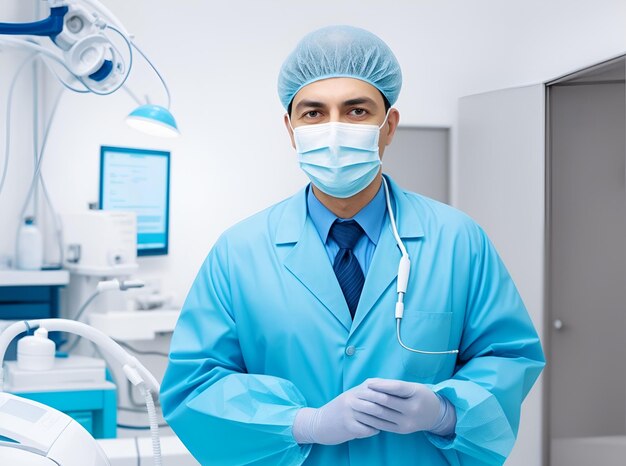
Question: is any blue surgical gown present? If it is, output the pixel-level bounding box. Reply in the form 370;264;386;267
160;176;545;465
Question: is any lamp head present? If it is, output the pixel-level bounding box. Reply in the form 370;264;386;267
126;104;179;138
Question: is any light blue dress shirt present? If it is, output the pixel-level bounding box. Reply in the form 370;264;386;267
306;183;387;276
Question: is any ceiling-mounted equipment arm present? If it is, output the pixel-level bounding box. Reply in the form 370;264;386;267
0;2;123;91
0;0;179;136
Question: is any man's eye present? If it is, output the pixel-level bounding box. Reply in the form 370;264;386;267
351;108;367;116
305;111;320;118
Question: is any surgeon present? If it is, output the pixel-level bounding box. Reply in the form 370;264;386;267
161;25;545;466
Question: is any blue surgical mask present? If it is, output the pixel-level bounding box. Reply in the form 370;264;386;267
291;112;389;198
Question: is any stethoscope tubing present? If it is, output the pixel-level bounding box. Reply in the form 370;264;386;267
382;177;459;356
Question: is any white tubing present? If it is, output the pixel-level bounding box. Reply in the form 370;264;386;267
140;384;162;466
382;177;408;257
383;177;459;356
396;319;459;355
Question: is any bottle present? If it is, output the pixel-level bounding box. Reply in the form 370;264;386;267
17;327;56;371
16;216;43;270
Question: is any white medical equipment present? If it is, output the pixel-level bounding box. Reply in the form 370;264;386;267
4;349;118;442
0;392;109;466
60;212;143;355
382;177;459;355
0;319;162;466
62;210;138;276
5;353;110;392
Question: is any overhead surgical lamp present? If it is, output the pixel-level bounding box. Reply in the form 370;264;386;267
0;0;179;137
126;105;179;138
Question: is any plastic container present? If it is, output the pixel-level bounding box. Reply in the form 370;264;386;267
16;217;43;270
17;327;56;371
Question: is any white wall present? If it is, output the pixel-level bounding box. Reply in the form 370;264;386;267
3;1;626;465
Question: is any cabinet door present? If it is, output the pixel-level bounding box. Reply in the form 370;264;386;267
457;84;546;466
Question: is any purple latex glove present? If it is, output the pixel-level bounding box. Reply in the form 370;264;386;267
360;378;456;436
292;381;381;445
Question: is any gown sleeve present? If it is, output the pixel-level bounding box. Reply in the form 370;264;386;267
160;236;311;466
425;226;545;465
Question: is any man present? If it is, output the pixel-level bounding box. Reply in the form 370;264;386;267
161;25;545;466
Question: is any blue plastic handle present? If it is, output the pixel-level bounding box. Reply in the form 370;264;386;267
0;6;67;38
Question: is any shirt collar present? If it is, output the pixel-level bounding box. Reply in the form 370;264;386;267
306;182;387;245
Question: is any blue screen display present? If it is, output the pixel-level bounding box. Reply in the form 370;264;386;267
99;146;170;256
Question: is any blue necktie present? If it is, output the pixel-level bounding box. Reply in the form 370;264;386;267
329;220;365;318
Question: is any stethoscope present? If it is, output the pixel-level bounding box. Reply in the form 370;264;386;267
382;177;459;356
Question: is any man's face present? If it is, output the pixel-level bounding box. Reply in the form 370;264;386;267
285;77;399;159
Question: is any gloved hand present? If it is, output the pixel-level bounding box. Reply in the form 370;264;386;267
359;378;455;436
292;381;381;445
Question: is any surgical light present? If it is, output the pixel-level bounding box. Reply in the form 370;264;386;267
126;104;179;138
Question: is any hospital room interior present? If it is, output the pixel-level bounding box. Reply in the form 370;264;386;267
0;1;625;465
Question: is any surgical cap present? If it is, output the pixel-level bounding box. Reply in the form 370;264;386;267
277;25;402;110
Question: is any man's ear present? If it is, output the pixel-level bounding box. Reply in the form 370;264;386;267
383;108;400;146
284;113;296;149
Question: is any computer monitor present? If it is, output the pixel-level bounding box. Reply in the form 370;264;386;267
99;146;170;256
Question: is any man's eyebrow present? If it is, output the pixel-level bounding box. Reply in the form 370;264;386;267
343;97;377;107
295;99;326;111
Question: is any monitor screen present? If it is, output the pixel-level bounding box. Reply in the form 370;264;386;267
99;146;170;256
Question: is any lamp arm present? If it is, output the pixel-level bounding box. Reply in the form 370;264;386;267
129;39;171;109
